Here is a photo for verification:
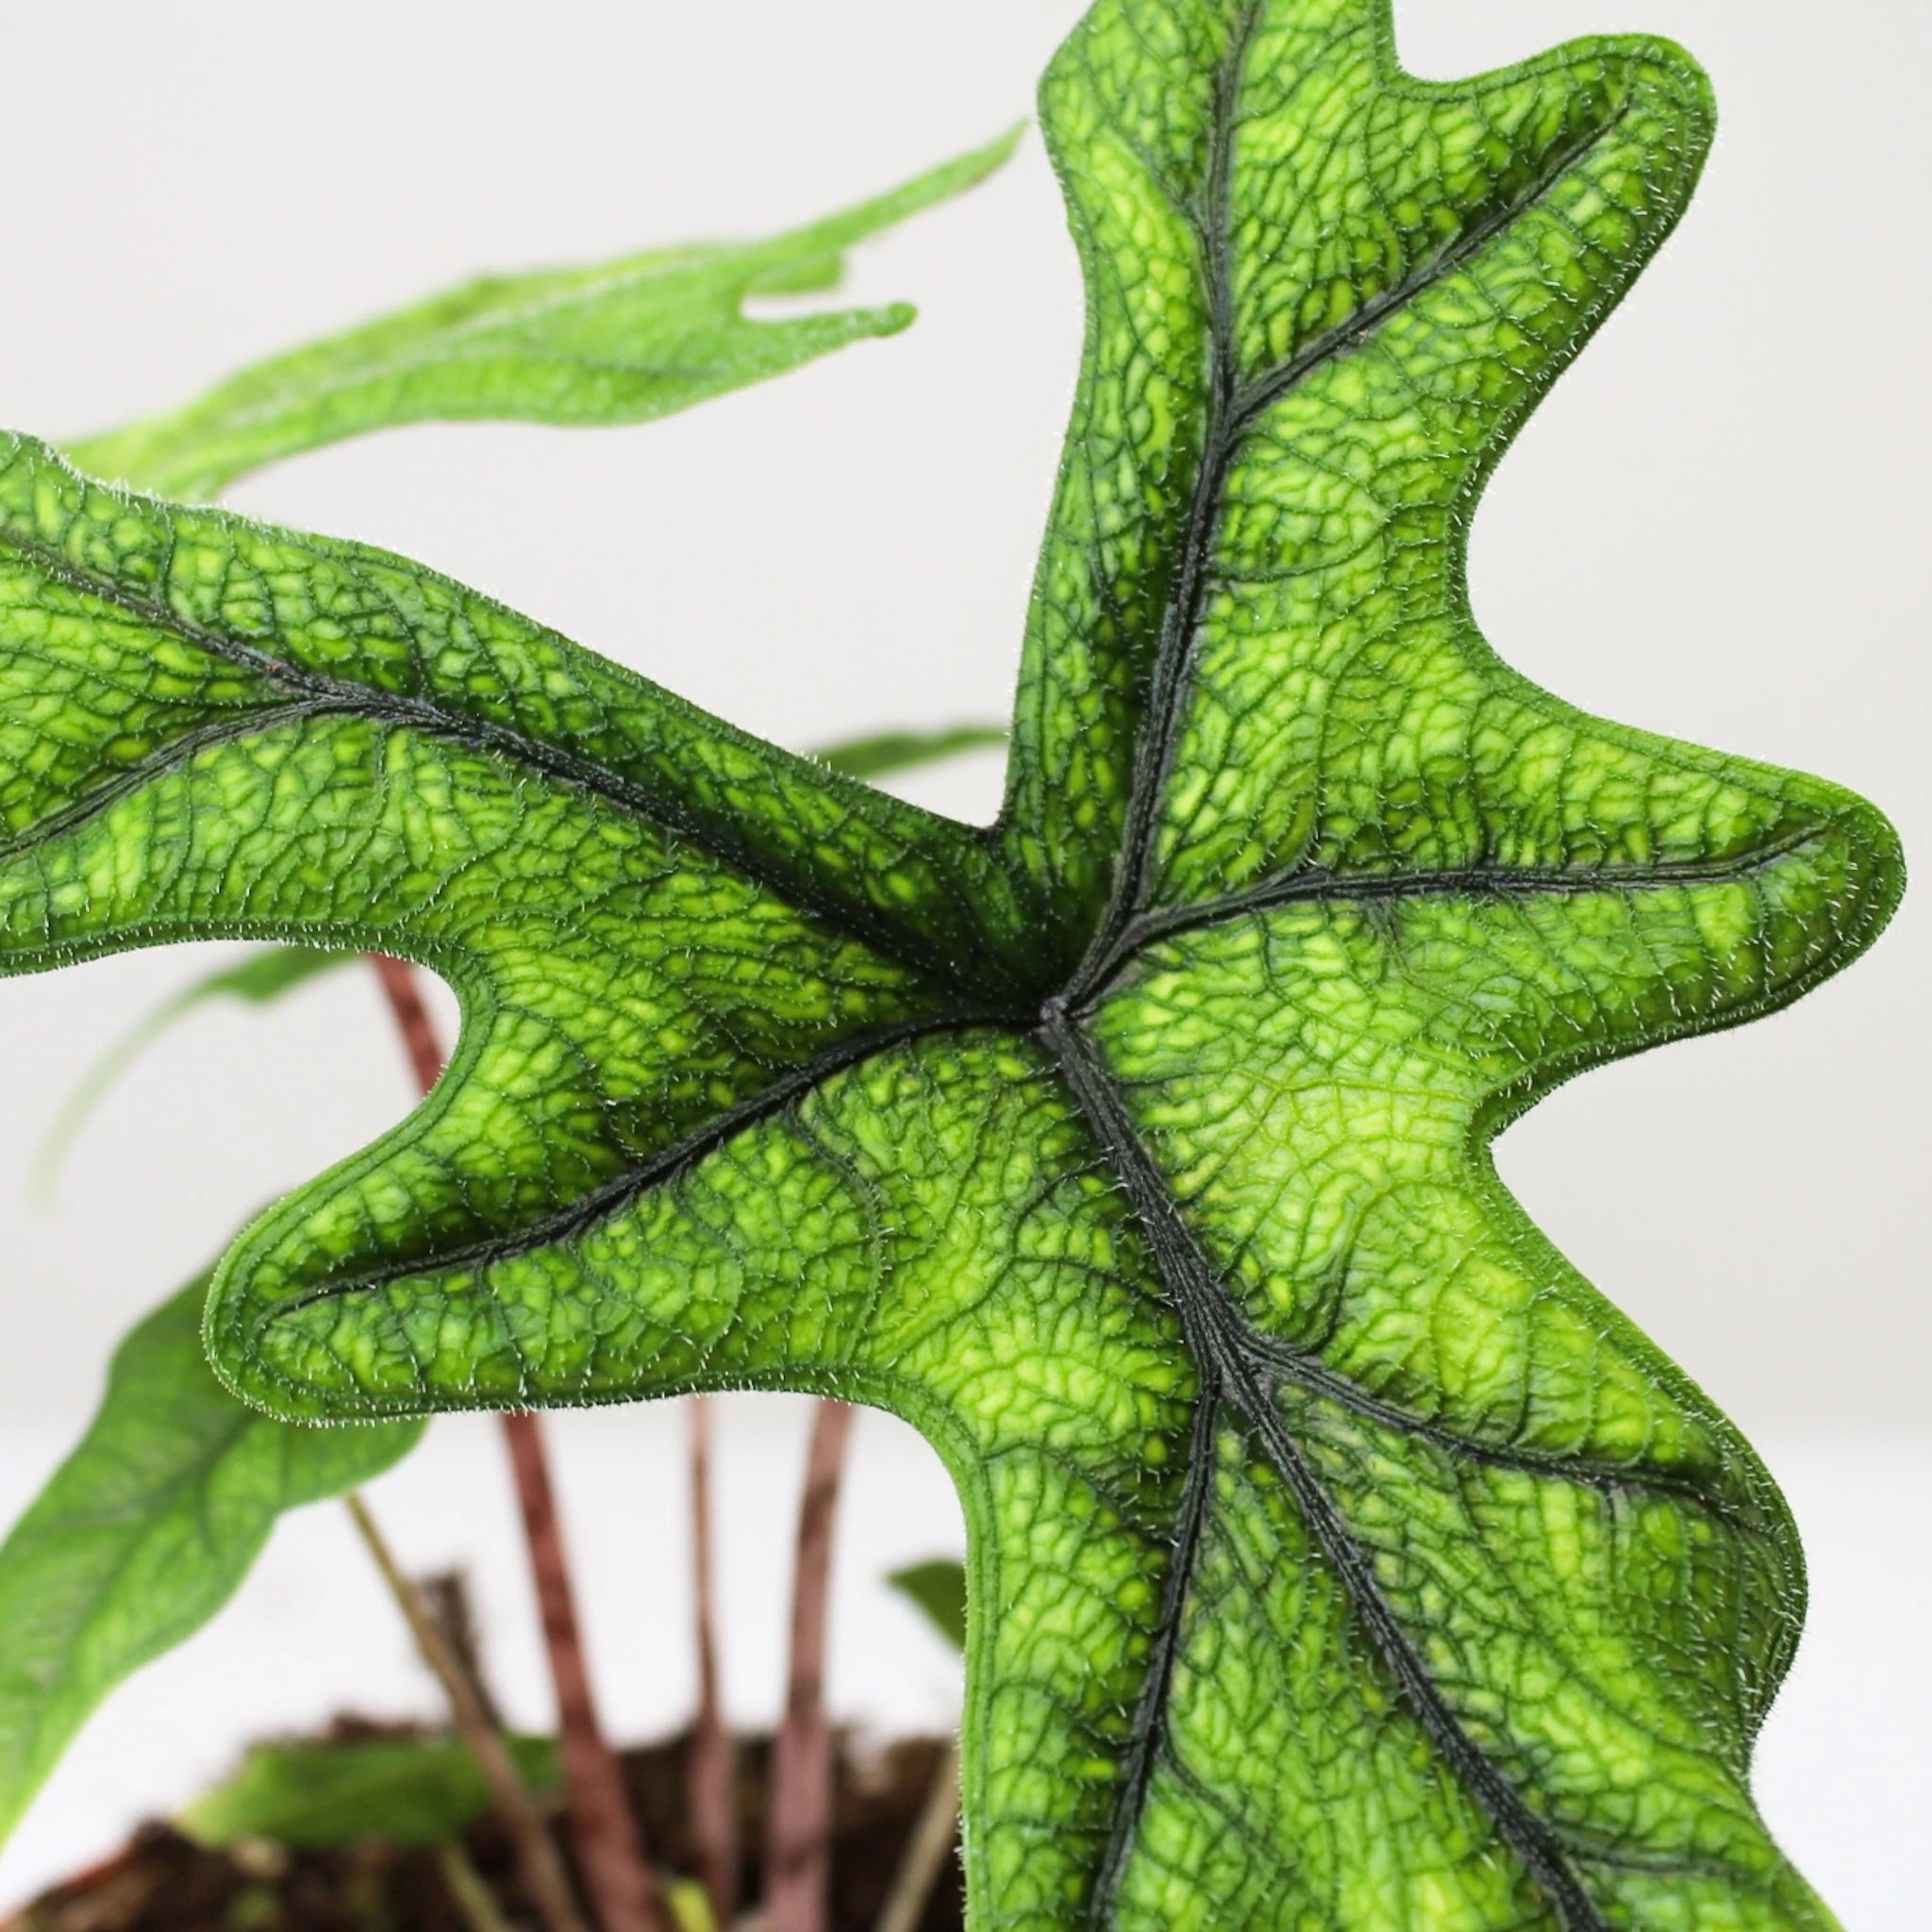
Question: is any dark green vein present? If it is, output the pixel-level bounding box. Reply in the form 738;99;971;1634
1039;1000;1609;1932
1087;1384;1224;1929
0;496;1030;1002
1242;1326;1768;1538
1073;46;1635;1006
1074;826;1830;1004
255;1008;1024;1352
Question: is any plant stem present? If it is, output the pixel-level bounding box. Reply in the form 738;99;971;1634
503;1405;668;1932
423;1568;503;1726
346;1492;588;1932
871;1740;961;1932
366;952;446;1096
366;952;667;1932
763;1399;854;1932
686;1398;738;1927
440;1842;520;1932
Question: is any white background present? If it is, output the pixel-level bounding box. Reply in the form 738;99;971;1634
0;1;1924;1920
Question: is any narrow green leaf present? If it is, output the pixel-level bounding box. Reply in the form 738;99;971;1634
887;1560;967;1653
0;1274;424;1844
180;1734;558;1851
810;725;1007;784
32;946;350;1201
68;127;1023;501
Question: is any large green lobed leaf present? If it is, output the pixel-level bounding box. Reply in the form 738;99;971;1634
0;3;1904;1926
3;140;1015;1848
0;1277;421;1842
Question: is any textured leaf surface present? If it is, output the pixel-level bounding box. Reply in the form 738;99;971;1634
0;1275;421;1844
0;2;1904;1926
33;733;997;1197
67;130;1019;500
180;1734;558;1850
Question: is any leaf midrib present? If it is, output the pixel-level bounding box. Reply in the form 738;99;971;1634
1076;827;1833;1002
1040;1003;1615;1932
249;1005;1024;1349
1075;23;1638;1006
0;507;1029;1002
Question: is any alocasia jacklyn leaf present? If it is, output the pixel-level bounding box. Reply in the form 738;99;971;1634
0;1274;421;1841
0;2;1904;1926
2;133;1015;1840
67;128;1019;501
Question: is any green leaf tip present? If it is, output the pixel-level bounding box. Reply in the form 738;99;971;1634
66;124;1025;502
0;3;1904;1926
0;1269;422;1847
769;120;1025;259
179;1733;558;1851
810;724;1008;783
887;1559;968;1653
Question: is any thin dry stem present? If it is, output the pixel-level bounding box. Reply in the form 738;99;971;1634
440;1841;520;1932
346;1492;588;1932
367;953;667;1932
687;1397;739;1926
872;1740;961;1932
763;1399;855;1932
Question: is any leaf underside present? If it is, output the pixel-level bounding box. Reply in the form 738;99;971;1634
0;3;1902;1928
0;1277;420;1840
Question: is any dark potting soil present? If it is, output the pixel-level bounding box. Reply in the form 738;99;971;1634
1;1726;963;1932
